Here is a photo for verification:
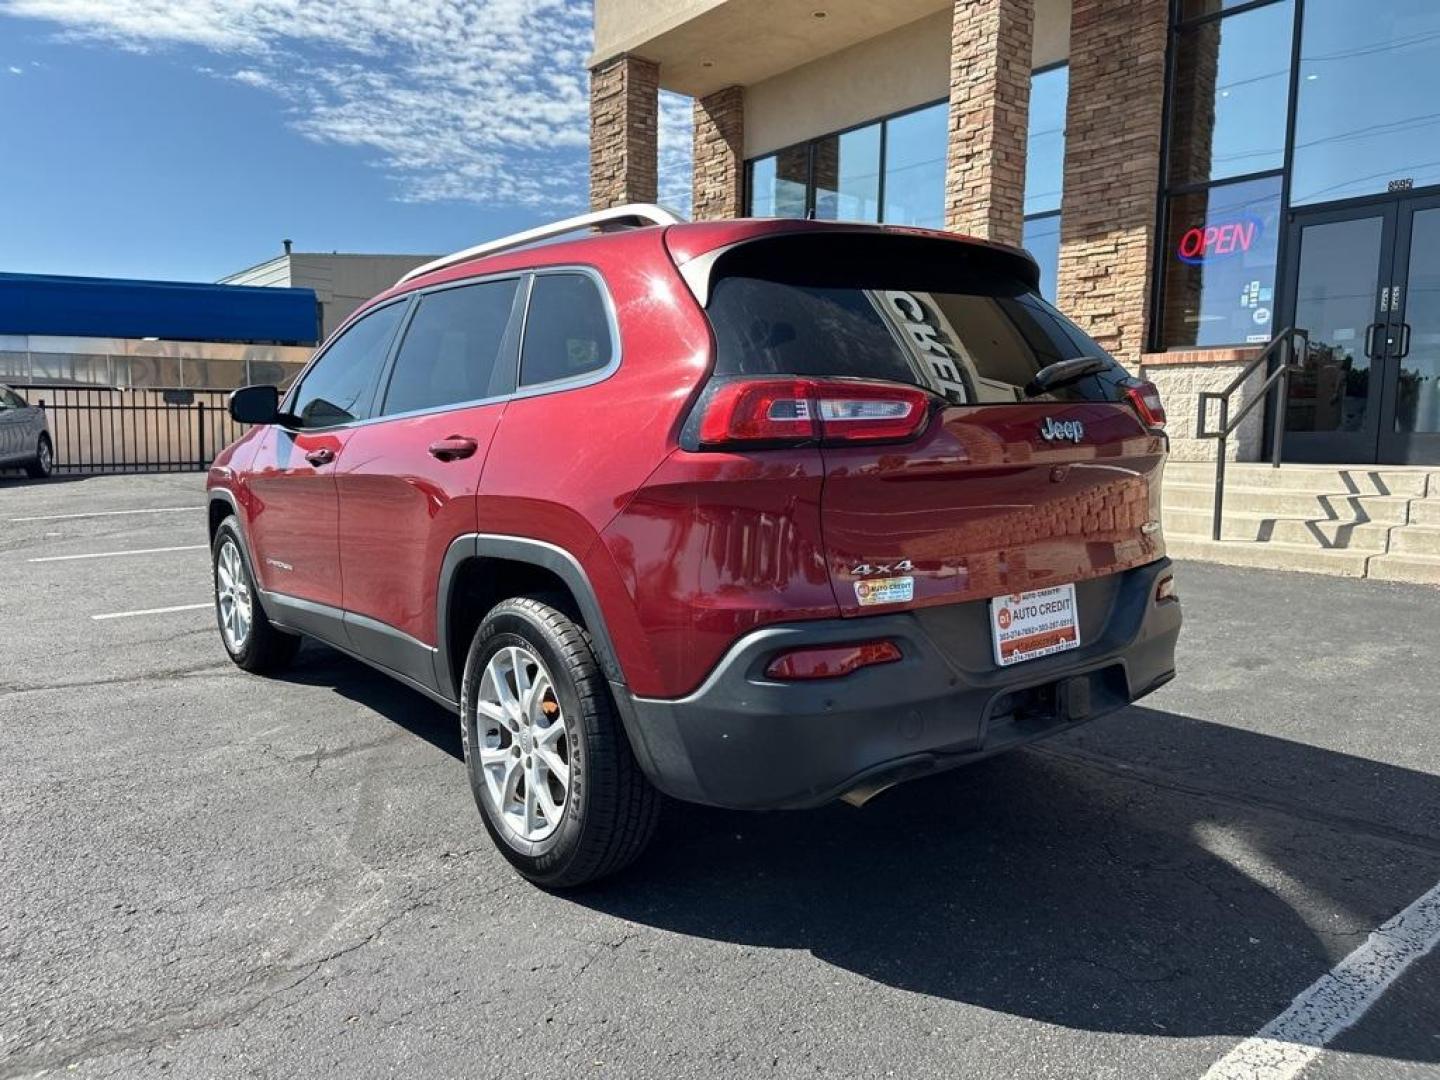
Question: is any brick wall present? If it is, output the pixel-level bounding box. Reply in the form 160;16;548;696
1056;0;1169;366
944;0;1034;245
692;86;744;220
589;54;659;209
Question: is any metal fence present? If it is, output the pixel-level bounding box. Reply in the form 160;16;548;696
32;385;244;474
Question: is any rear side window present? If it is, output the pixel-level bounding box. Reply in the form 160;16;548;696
520;273;614;387
289;300;405;427
381;279;519;416
704;235;1124;406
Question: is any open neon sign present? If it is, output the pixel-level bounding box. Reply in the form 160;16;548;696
1176;215;1263;265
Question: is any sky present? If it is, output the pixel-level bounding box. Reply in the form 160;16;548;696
0;0;693;283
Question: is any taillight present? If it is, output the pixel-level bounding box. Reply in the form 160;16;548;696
694;378;933;449
765;640;902;680
1122;378;1166;429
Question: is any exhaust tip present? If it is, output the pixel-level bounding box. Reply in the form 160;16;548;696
840;781;896;808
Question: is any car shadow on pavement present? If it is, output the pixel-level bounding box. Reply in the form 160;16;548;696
282;642;464;760
571;705;1440;1063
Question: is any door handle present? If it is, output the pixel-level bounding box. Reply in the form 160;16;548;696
1364;323;1384;359
427;436;478;461
304;447;335;466
1397;322;1412;359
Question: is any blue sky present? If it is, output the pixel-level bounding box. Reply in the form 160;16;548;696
0;1;691;283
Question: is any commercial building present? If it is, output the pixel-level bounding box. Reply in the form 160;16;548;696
220;248;438;341
0;271;318;390
589;0;1440;467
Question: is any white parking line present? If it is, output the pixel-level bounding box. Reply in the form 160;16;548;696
27;544;207;563
92;602;212;621
9;506;197;523
1201;878;1440;1080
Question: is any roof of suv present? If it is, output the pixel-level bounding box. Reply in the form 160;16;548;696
357;218;1041;331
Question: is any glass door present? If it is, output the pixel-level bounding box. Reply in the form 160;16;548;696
1280;204;1396;463
1381;197;1440;464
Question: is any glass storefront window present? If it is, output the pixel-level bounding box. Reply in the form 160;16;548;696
1291;0;1440;205
1024;66;1067;216
1022;214;1061;305
882;103;947;228
1168;0;1292;185
1159;174;1283;349
813;123;881;222
748;146;808;218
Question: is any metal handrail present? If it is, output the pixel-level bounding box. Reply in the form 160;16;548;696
397;203;687;285
1195;327;1309;541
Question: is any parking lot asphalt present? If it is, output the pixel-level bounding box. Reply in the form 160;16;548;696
2;471;1439;1080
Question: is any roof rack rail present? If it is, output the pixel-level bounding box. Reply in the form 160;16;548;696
397;203;686;285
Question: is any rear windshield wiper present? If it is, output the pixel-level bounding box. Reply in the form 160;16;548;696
1023;356;1110;399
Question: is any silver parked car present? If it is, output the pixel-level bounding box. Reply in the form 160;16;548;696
0;385;53;478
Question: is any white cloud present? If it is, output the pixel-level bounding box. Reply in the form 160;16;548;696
6;64;22;74
1;0;694;212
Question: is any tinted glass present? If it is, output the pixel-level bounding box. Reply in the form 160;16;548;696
749;147;808;217
1024;66;1067;216
0;387;25;408
1159;174;1282;349
1022;214;1062;304
1395;208;1440;434
812;123;881;222
382;280;518;415
1284;214;1385;435
1169;1;1292;185
881;103;947;228
1291;0;1440;205
707;276;1123;406
520;274;613;387
289;301;404;427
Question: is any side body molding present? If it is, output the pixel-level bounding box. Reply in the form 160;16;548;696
434;533;628;702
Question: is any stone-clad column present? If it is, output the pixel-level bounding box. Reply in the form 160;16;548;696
1055;0;1169;363
590;54;660;209
692;86;745;219
944;0;1035;244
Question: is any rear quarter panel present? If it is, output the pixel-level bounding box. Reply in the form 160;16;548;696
477;231;715;696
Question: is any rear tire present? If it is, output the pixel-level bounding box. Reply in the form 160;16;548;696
24;435;52;479
461;597;659;888
211;517;300;674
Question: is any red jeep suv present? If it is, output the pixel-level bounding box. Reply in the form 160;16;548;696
209;207;1180;887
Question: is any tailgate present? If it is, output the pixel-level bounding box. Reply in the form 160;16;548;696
820;401;1166;616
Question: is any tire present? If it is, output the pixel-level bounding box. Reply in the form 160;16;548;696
24;435;52;479
211;517;300;674
461;597;660;888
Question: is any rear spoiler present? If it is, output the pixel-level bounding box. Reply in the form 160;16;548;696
669;226;1042;307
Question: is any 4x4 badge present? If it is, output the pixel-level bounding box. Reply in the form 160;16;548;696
850;560;914;576
1040;417;1085;443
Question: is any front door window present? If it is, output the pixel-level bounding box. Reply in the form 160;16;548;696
1393;207;1440;438
1286;214;1386;441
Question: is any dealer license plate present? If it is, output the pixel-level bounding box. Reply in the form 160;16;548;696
989;584;1080;667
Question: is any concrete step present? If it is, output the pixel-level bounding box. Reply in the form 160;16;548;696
1162;462;1436;497
1387;524;1440;557
1367;552;1440;586
1408;500;1440;527
1166;535;1372;577
1162;483;1413;522
1161;507;1392;550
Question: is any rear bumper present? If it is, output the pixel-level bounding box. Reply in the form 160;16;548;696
616;558;1180;810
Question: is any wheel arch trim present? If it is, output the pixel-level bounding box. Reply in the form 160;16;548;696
436;533;625;701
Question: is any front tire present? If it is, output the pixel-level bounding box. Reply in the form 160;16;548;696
24;435;52;479
461;597;659;888
211;517;300;673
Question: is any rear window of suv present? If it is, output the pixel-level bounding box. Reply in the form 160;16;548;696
703;233;1125;406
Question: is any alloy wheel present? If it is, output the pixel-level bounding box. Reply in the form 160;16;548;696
215;539;252;652
475;645;571;843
